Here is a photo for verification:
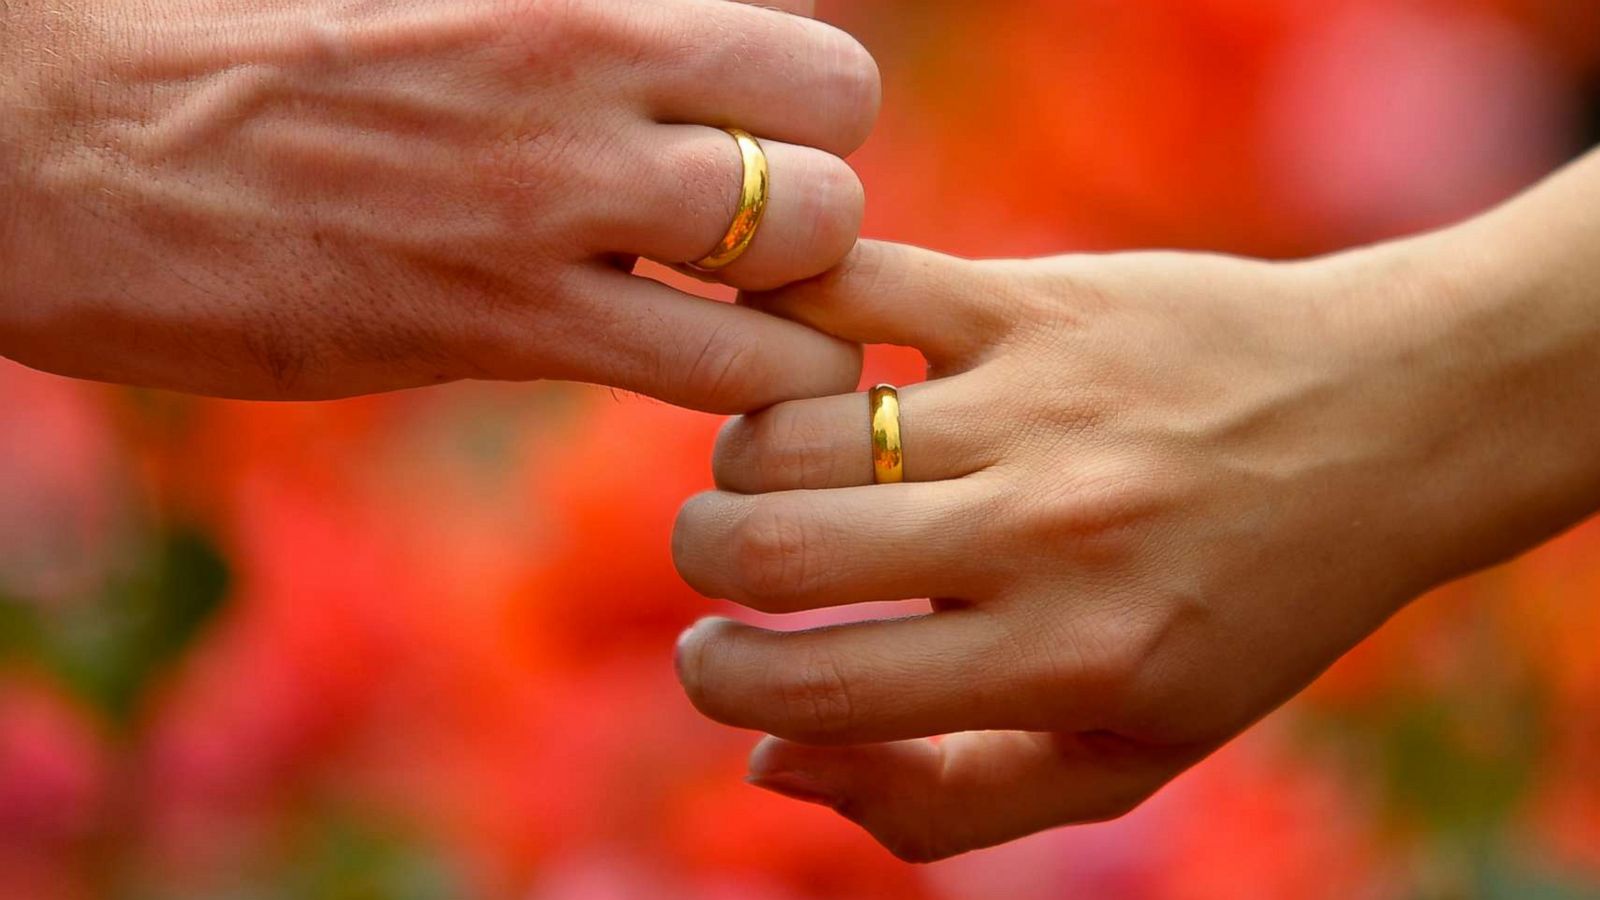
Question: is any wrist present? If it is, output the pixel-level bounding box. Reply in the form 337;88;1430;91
1444;179;1600;562
1321;183;1600;587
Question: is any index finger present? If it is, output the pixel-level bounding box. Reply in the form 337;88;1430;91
482;264;861;414
743;241;1016;369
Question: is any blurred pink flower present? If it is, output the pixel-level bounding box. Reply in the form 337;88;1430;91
0;677;104;843
1263;4;1577;241
0;677;105;900
1150;732;1398;900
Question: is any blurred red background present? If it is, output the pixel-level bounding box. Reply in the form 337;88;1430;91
4;1;1600;897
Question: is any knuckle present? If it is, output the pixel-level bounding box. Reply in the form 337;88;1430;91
472;122;582;239
818;31;882;146
812;239;886;303
1122;599;1229;737
670;492;720;592
710;416;755;489
742;404;840;490
977;269;1073;349
662;134;741;238
1009;459;1163;568
803;157;867;262
459;271;580;381
282;18;357;68
675;619;733;719
729;499;816;604
1067;618;1152;698
769;647;857;741
675;631;710;711
493;0;605;70
1005;607;1152;723
678;319;763;414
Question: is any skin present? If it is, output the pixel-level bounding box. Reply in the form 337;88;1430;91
672;147;1600;861
0;0;872;408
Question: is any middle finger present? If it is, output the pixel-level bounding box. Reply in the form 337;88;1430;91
642;0;880;155
673;478;998;613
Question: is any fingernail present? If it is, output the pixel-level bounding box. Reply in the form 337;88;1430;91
745;772;842;809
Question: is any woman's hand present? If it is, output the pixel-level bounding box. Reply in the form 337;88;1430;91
0;0;873;406
669;149;1600;860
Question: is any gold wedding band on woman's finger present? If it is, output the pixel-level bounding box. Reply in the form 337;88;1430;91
869;384;903;484
690;128;770;271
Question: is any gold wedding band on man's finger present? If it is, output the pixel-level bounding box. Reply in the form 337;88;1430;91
689;128;770;272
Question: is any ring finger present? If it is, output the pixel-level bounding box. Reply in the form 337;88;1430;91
713;375;996;493
598;123;863;291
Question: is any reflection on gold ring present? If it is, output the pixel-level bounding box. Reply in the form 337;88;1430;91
690;128;769;271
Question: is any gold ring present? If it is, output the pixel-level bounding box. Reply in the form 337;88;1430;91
690;128;769;271
869;384;903;484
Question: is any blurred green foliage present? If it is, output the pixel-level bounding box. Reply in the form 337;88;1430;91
0;526;230;728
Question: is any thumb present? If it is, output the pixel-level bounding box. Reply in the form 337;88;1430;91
745;731;1193;862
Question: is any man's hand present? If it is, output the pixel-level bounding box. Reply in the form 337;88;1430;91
670;149;1600;859
0;0;874;407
